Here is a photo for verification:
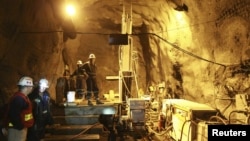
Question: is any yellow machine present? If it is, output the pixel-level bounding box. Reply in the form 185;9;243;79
162;99;219;141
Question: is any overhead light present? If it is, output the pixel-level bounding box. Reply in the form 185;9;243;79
65;4;76;16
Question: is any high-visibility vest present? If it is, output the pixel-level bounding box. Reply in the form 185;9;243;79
8;92;34;128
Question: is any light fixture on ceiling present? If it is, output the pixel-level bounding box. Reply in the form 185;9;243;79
65;4;75;17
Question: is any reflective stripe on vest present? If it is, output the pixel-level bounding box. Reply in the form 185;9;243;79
24;113;33;121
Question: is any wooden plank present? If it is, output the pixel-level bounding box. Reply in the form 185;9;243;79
53;115;100;118
105;75;119;80
44;134;100;141
46;124;103;130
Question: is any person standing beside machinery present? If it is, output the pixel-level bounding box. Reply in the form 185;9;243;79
27;78;54;141
6;76;34;141
82;53;103;105
71;60;89;100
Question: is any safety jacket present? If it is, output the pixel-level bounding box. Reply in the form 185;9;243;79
8;92;34;128
29;89;54;126
82;62;95;76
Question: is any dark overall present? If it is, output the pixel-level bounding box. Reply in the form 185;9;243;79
27;89;53;141
71;67;88;99
82;62;99;100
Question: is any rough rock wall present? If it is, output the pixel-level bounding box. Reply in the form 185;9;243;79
0;0;250;118
0;0;76;101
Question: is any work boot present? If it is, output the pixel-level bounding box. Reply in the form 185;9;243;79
88;100;93;106
96;99;104;104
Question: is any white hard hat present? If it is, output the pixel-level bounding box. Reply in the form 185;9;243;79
17;76;34;87
88;53;96;59
77;60;82;65
39;78;49;88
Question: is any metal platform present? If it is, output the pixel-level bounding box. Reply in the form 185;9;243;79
44;100;121;141
52;100;120;124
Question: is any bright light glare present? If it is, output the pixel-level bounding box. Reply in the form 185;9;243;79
66;4;75;16
175;12;183;21
102;107;116;115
